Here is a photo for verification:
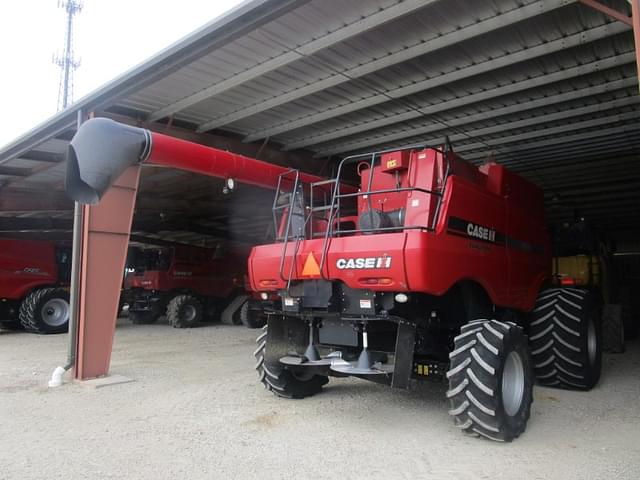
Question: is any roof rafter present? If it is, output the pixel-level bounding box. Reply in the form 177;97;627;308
313;72;638;156
146;0;437;122
196;0;577;134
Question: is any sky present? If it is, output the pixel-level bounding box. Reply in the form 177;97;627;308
0;0;245;148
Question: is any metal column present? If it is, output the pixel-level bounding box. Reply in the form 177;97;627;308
633;0;640;90
74;166;140;379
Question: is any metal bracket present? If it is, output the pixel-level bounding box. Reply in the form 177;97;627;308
391;321;416;389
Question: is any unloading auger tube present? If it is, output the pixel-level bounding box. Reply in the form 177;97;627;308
66;117;333;203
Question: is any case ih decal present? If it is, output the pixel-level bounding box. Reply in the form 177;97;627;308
336;256;392;269
447;216;502;245
447;216;544;254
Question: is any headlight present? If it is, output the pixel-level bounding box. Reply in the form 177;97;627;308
260;292;269;300
394;293;408;303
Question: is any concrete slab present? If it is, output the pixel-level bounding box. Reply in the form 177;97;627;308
74;374;134;389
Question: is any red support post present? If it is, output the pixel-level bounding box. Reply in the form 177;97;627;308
74;166;140;380
578;0;633;26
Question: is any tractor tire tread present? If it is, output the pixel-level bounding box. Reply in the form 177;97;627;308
254;324;328;399
446;319;533;442
530;288;601;390
167;294;203;329
19;288;69;334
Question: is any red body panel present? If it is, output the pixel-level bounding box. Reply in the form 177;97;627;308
249;149;551;312
0;238;60;299
124;244;247;298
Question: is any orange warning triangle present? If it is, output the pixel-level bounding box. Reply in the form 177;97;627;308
301;252;321;277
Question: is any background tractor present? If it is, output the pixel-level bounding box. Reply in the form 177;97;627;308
551;219;631;352
0;238;71;334
122;243;251;328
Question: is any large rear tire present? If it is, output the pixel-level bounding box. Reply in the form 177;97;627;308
221;294;249;325
446;319;534;442
167;294;203;329
530;288;602;390
254;324;328;399
19;288;70;334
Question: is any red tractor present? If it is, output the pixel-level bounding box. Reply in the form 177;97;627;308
0;238;71;334
122;243;254;328
248;144;602;441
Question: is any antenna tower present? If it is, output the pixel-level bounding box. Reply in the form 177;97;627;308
53;0;83;111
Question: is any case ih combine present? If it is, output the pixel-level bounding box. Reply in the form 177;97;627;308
0;238;71;334
65;118;603;442
122;243;251;328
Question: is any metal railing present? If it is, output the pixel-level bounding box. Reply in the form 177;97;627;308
272;142;453;284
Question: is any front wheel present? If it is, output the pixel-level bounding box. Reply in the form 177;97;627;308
167;294;203;328
19;288;70;334
446;319;534;442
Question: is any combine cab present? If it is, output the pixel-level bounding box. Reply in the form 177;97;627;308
123;243;253;328
248;144;603;441
0;238;71;334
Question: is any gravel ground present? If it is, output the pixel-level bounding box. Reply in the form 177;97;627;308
1;318;639;480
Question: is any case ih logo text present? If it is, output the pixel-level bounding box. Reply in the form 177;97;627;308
173;271;193;277
336;257;392;269
467;223;496;243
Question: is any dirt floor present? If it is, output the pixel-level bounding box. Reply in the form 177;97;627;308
1;318;639;480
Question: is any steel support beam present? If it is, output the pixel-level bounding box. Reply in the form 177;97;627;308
495;138;640;169
460;119;640;161
0;166;31;177
74;167;141;380
17;150;65;163
316;84;639;156
578;0;632;26
241;19;629;142
147;0;437;122
292;58;637;152
195;0;576;134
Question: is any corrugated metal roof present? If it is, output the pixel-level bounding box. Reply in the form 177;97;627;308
0;0;638;243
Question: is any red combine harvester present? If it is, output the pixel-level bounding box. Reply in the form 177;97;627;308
248;144;603;441
122;243;251;328
64;119;602;441
0;238;71;334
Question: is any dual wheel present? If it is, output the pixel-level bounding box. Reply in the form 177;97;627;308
447;287;601;441
255;287;601;442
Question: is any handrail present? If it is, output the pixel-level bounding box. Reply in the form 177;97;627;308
275;170;301;283
273;141;454;283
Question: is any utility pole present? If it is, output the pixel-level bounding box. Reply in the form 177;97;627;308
53;1;83;111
